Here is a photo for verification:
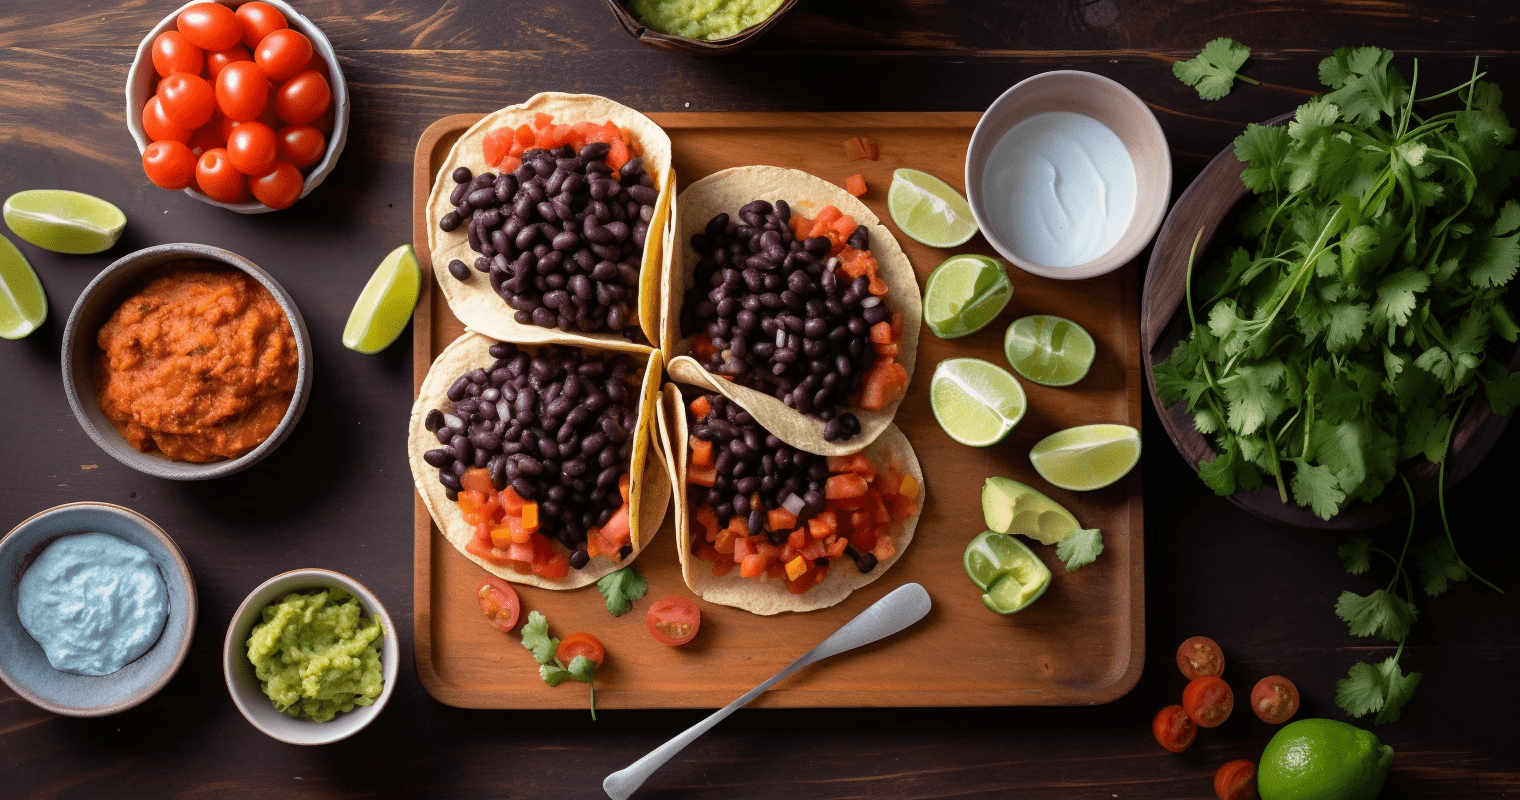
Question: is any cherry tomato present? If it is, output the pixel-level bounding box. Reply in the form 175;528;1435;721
273;69;329;125
249;160;303;209
1214;759;1259;800
255;28;314;81
1152;704;1196;753
142;96;190;144
176;2;242;51
647;596;701;646
555;632;605;669
276;124;325;169
235;1;287;48
151;30;204;78
215;60;269;122
1177;636;1225;680
476;577;521;633
227;120;277;175
195;147;248;203
142;140;198;190
1183;676;1234;728
1250;675;1300;724
158;72;216;130
187;120;226;155
205;43;252;80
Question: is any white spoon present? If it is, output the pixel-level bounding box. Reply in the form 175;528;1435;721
602;582;933;799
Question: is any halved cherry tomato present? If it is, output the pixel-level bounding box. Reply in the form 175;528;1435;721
1183;675;1234;728
274;69;330;125
151;30;204;78
142;96;190;144
142;140;197;190
158;72;216;130
1250;675;1300;724
647;596;701;646
1177;635;1225;680
176;2;243;51
235;0;288;48
476;576;521;633
255;28;313;81
215;60;269;122
556;632;605;668
205;43;253;80
1214;759;1259;800
195;147;248;203
1152;704;1196;753
226;120;276;175
275;124;325;168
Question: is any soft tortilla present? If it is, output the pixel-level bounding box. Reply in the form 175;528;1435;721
663;166;922;456
409;331;670;589
426;92;673;350
654;383;924;614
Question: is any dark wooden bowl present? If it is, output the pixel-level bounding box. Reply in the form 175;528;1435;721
600;0;802;54
1141;115;1520;530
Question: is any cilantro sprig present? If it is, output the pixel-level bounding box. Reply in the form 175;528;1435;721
520;610;599;719
1174;38;1260;100
596;566;647;617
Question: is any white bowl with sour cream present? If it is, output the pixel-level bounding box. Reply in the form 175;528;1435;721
966;71;1172;280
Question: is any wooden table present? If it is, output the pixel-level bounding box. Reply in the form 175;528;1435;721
2;2;1517;797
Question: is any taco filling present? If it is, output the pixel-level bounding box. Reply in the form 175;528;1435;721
420;341;643;578
683;392;919;594
680;200;910;442
437;114;658;339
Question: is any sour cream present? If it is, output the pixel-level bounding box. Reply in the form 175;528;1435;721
981;111;1137;268
17;532;169;676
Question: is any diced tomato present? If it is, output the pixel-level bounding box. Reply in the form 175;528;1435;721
461;468;494;495
849;524;878;552
465;538;514;567
799;538;826;562
694;540;723;564
689;395;712;420
601;502;632;550
534;124;557;149
714;526;739;554
808;510;837;539
482;129;513;170
825;473;869;500
788;213;812;241
825;536;849;559
688;462;717;487
694;504;720;537
515;123;535;147
843;136;870;161
844;174;867;197
693;334;720;360
739;553;768;578
786;528;807;550
872;536;897;562
498;155;522;175
690;436;714;466
859;357;910;411
870;320;894;344
884;492;917;522
733;535;755;562
533;112;553;128
767;507;797;533
607;137;630;171
498;486;525;515
532;551;570;580
472;522;492;547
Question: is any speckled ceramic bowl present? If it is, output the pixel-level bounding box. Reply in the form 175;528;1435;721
223;568;399;745
62;243;313;480
0;503;197;717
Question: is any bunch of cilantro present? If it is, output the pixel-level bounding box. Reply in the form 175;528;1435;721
1157;46;1520;721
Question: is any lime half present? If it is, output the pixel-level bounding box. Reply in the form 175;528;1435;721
930;358;1027;446
1029;423;1140;491
922;254;1012;339
0;235;47;339
982;476;1089;545
1004;315;1096;387
963;530;1051;614
1258;718;1393;800
4;190;126;254
888;168;979;248
342;244;421;354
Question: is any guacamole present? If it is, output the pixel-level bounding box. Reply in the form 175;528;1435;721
628;0;784;41
247;588;384;723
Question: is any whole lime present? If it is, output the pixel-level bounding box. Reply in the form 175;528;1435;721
1258;718;1394;800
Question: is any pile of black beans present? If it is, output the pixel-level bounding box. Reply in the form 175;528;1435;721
423;341;640;569
681;199;890;442
688;393;877;574
439;141;659;338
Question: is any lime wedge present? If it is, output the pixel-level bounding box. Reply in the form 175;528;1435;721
922;254;1012;339
342;244;421;354
888;168;978;248
963;530;1051;614
1004;315;1096;387
981;476;1090;545
0;235;47;339
1029;423;1140;491
929;358;1026;446
4;190;126;254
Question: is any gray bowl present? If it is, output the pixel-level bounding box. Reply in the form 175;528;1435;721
62;243;313;480
0;502;197;717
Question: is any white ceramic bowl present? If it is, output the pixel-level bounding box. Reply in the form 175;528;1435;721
125;0;350;214
223;568;399;745
0;503;197;717
965;70;1172;280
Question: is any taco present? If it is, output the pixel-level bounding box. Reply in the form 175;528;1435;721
426;92;673;349
654;383;923;614
663;166;921;456
409;332;669;589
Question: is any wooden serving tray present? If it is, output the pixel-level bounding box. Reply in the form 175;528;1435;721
411;111;1144;708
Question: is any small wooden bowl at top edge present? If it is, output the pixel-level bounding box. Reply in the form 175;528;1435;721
1141;113;1520;531
600;0;802;54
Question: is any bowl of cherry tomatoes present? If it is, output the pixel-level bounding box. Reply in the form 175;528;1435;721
125;0;349;213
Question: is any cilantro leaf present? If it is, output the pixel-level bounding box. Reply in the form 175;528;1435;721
1234;123;1290;194
539;662;571;686
1335;589;1417;642
1338;535;1374;575
596;566;648;617
520;610;559;665
1415;538;1468;596
1174;38;1259;100
1056;528;1103;571
1479;359;1520;413
1291;462;1345;520
1375;657;1423;723
1318;47;1405;126
1337;655;1424;723
566;654;596;683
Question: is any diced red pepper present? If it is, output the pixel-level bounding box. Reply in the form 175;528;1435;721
690;436;714;466
689;395;712;420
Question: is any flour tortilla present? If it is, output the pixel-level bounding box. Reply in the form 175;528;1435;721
426;92;673;350
654;383;923;614
663;166;922;456
409;332;669;589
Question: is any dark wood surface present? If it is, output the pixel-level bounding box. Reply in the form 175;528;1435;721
2;1;1517;797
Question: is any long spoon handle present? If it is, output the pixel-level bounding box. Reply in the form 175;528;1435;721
602;582;932;800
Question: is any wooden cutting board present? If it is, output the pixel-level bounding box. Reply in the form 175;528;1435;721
411;111;1144;708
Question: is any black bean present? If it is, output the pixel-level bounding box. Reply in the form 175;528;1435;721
846;225;870;251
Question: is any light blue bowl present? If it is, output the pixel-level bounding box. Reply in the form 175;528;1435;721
0;503;197;717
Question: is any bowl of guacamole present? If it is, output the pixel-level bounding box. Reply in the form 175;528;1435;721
603;0;801;53
223;568;398;745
